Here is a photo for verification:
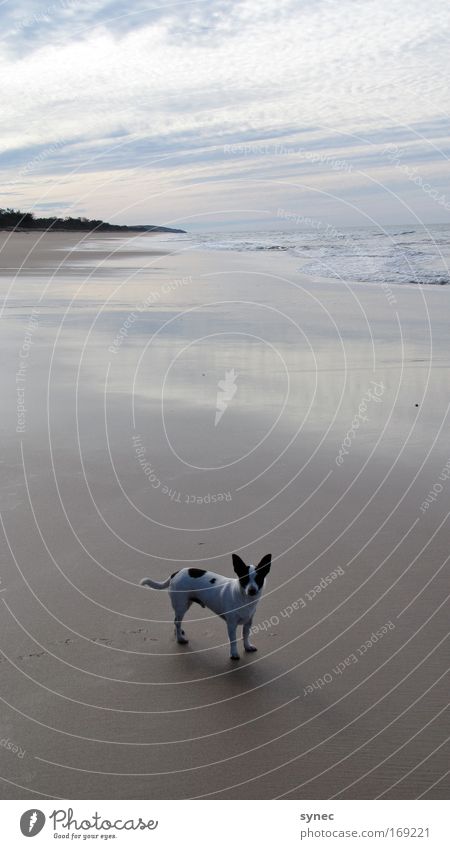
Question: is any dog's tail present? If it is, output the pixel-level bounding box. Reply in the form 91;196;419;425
140;576;172;590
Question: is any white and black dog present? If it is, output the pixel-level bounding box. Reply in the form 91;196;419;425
140;553;271;660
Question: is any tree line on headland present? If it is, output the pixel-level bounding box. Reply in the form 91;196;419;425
0;208;185;233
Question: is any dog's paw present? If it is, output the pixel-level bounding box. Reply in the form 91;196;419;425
244;644;258;652
230;653;240;661
174;626;189;644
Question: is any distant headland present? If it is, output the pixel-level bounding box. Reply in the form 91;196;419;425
0;208;186;233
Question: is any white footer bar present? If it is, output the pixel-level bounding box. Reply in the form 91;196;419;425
1;799;446;847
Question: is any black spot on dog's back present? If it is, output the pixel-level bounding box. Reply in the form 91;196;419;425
188;568;206;578
210;578;216;584
190;597;206;608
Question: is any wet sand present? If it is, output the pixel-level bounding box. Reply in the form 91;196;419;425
0;232;448;799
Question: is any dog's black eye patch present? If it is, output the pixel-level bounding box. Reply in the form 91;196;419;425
210;578;216;584
188;568;206;578
239;574;250;589
255;571;266;589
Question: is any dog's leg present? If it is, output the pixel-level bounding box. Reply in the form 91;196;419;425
243;620;257;653
227;620;239;660
171;595;190;644
174;615;189;644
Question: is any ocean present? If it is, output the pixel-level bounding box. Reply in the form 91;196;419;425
158;224;450;288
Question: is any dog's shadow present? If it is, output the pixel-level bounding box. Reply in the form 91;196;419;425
170;632;301;707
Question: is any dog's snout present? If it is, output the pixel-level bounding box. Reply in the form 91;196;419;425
248;587;257;596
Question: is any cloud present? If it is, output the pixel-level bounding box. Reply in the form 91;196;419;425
1;0;449;225
2;0;284;58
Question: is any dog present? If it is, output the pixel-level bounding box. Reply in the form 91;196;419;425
140;553;271;660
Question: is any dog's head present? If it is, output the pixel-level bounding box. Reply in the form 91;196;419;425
232;553;271;597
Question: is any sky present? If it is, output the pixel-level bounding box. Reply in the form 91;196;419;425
1;0;450;230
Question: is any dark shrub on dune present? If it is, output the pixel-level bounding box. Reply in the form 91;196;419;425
0;208;185;233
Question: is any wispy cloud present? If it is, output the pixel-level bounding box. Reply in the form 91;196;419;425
1;0;449;226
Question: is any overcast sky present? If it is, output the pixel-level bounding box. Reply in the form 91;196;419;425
1;0;449;229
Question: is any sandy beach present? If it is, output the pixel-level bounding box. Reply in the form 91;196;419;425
0;230;448;800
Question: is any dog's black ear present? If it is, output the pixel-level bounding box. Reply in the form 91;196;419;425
232;553;248;578
256;553;271;576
